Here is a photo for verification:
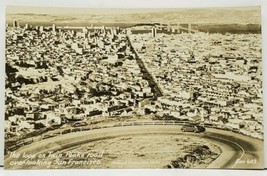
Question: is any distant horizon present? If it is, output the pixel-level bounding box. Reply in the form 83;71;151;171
6;6;261;25
6;6;260;14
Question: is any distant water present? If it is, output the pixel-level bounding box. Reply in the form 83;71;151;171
6;21;261;34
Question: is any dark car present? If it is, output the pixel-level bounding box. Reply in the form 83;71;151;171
42;132;59;139
181;125;205;133
71;121;88;127
61;129;71;134
197;125;206;132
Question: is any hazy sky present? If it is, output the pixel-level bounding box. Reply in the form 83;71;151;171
6;6;188;14
6;6;261;24
6;5;260;15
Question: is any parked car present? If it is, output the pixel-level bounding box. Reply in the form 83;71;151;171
71;121;88;127
91;125;101;130
181;125;205;133
61;129;71;134
42;132;58;139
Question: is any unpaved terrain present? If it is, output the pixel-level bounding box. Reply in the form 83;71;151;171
55;134;220;168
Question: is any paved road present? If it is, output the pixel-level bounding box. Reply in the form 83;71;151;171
4;125;264;169
127;35;163;97
200;129;263;169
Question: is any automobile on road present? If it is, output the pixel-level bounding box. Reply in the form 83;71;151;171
71;121;88;127
181;125;206;133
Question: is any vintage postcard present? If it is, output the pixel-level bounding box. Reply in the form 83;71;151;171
4;6;263;169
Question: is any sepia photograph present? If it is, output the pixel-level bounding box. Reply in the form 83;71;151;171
4;6;264;169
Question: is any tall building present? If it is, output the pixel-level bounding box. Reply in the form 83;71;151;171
13;20;18;28
39;26;44;33
177;23;180;33
82;27;88;39
116;27;120;34
24;23;29;30
82;27;88;34
188;23;192;33
113;28;117;35
71;30;76;37
127;29;132;35
151;27;157;37
52;24;56;32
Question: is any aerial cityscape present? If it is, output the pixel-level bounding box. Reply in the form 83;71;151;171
4;6;264;169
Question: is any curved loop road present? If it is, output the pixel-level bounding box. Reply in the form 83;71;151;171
4;125;264;169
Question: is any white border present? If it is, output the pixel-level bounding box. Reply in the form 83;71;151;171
0;0;266;175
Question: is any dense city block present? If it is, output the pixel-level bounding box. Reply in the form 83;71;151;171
5;21;263;149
